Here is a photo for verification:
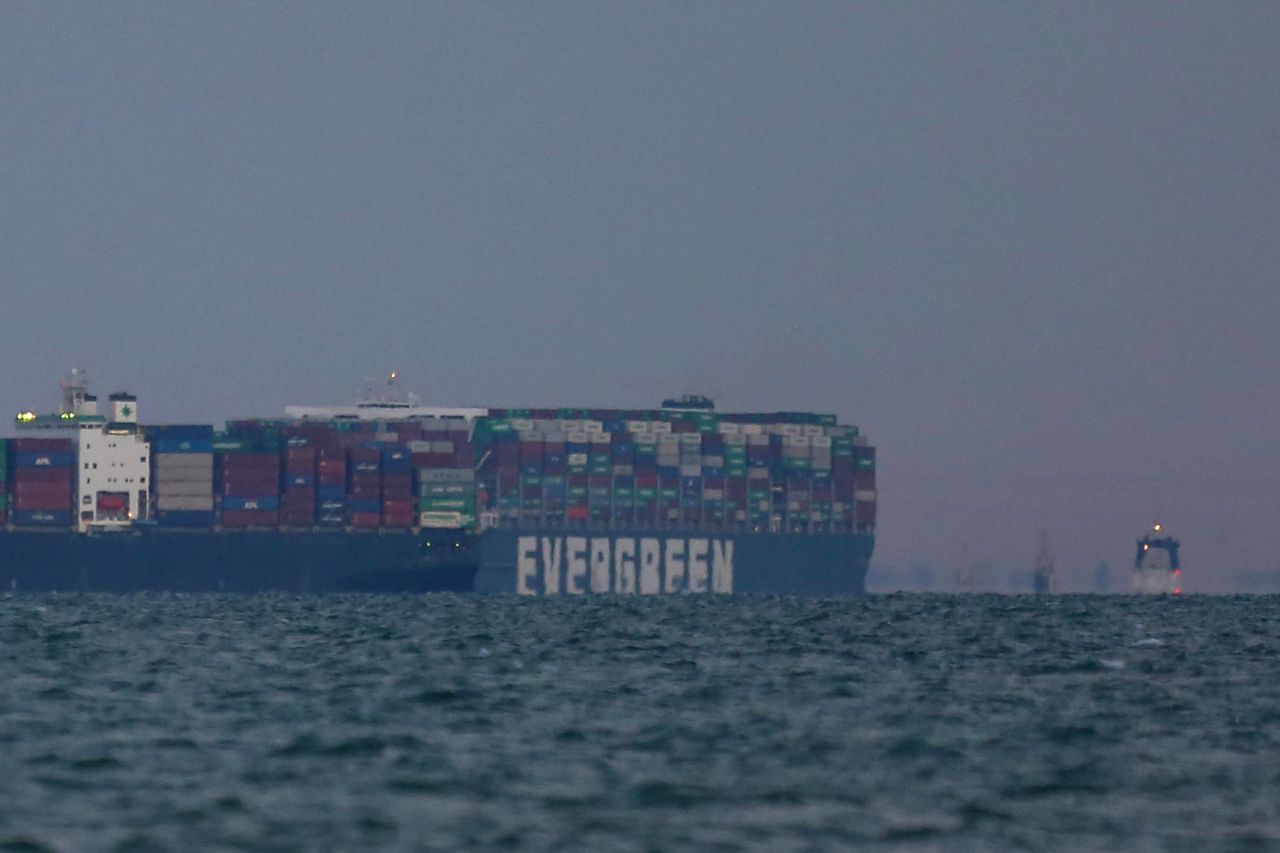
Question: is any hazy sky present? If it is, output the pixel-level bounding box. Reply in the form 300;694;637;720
2;3;1277;590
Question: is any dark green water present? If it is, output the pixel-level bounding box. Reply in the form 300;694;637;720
1;594;1278;851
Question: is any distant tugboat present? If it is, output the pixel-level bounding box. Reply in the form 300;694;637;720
1133;523;1182;595
1032;529;1056;593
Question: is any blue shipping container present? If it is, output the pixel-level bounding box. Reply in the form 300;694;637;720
317;486;346;501
12;510;72;526
154;437;214;454
349;498;381;513
222;496;280;511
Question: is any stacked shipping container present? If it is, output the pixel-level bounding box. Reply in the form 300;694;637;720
2;406;872;536
149;425;216;527
9;438;74;526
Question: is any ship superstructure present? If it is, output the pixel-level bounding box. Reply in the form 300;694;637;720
1133;523;1182;595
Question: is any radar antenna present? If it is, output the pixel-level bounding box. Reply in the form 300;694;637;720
59;368;90;416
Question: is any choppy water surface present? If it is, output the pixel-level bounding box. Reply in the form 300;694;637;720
1;593;1279;851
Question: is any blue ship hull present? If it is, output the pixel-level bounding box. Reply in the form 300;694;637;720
0;527;871;595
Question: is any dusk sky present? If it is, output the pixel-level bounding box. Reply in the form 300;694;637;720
2;4;1277;590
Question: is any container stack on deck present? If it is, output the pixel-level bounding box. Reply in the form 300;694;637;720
149;425;216;527
3;404;873;536
9;438;73;527
217;424;282;528
467;408;871;534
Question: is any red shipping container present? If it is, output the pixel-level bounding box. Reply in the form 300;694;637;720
415;453;456;468
318;473;346;488
382;499;414;515
13;467;73;484
318;445;346;460
220;509;279;527
11;438;73;453
349;511;381;528
222;476;280;496
282;487;317;502
13;481;73;498
855;501;876;527
348;472;380;489
0;482;6;494
382;512;414;529
349;448;379;464
280;512;315;526
348;484;380;499
15;494;72;511
566;506;589;520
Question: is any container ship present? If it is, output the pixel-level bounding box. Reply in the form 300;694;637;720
0;373;876;595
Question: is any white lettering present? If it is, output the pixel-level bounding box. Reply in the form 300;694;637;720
541;537;564;595
615;538;637;594
565;536;588;594
664;539;686;593
590;538;611;593
639;538;661;595
687;538;709;593
517;536;538;595
712;540;735;593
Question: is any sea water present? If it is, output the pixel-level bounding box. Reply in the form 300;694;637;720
1;593;1278;851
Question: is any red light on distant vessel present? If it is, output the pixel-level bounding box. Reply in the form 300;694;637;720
1173;588;1182;595
1173;569;1182;576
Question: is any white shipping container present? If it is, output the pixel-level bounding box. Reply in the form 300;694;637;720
557;419;581;432
679;464;701;477
430;441;454;453
723;434;747;447
717;423;741;436
803;425;824;437
635;433;658;445
567;453;589;466
583;421;603;434
746;434;769;446
679;433;701;446
590;433;611;445
532;419;558;432
855;489;878;502
702;455;725;468
612;464;633;476
740;424;763;436
780;424;803;437
626;421;650;433
812;436;832;449
540;431;567;443
748;468;770;480
156;495;215;511
155;453;215;471
702;488;724;500
155;481;214;497
785;436;812;448
420;511;465;529
408;441;432;453
649;422;672;434
657;434;681;446
510;418;534;432
418;468;475;483
516;431;541;443
568;432;589;444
